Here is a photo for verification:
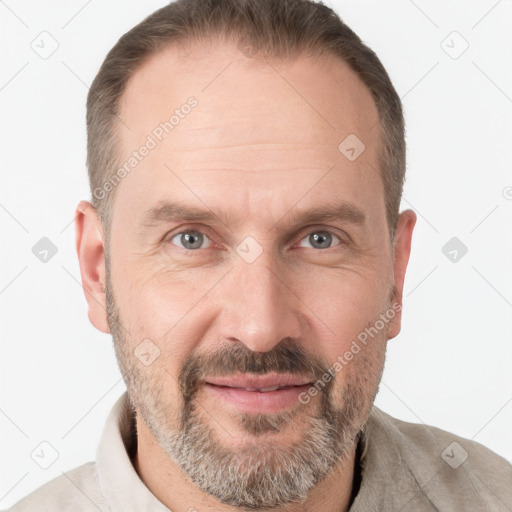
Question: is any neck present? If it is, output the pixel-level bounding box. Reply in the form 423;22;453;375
133;415;359;512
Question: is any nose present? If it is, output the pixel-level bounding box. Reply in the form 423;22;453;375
214;257;303;353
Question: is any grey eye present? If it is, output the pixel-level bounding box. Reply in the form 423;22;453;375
299;231;341;250
171;230;210;250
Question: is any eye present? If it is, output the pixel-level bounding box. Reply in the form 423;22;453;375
297;230;343;250
166;228;344;253
168;229;212;251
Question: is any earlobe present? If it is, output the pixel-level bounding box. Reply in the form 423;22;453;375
387;209;417;340
75;200;111;334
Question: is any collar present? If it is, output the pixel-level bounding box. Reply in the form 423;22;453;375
96;392;170;511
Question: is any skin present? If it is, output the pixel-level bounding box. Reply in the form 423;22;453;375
75;40;416;512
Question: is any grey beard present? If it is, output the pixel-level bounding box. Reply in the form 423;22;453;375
145;385;362;510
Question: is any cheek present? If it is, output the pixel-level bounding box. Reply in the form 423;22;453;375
112;266;220;381
295;267;391;350
114;262;205;333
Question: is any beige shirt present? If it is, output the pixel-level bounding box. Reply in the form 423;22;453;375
9;392;512;511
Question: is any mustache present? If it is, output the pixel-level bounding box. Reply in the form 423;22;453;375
178;338;331;402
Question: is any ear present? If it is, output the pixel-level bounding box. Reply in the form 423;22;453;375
387;209;416;340
75;200;110;333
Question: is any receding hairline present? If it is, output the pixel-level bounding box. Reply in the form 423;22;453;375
108;36;383;220
116;31;380;121
87;0;406;244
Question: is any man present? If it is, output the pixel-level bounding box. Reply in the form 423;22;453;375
10;0;512;510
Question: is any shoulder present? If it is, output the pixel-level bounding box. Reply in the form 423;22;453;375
376;407;512;472
8;461;109;512
367;406;512;509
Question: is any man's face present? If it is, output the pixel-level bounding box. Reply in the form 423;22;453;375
98;41;405;508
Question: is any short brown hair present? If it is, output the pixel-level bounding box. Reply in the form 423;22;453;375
87;0;406;241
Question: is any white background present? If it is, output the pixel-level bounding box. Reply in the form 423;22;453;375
1;0;511;508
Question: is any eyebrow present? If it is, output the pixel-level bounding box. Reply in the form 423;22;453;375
139;200;367;232
280;202;366;230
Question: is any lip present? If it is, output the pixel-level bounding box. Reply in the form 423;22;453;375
202;373;314;414
204;372;314;390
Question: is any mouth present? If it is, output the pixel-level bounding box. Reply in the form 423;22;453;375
207;384;305;392
202;373;314;413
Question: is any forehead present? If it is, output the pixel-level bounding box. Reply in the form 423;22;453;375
119;41;380;145
112;41;384;233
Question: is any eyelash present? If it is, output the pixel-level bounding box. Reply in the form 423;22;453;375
164;226;345;254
